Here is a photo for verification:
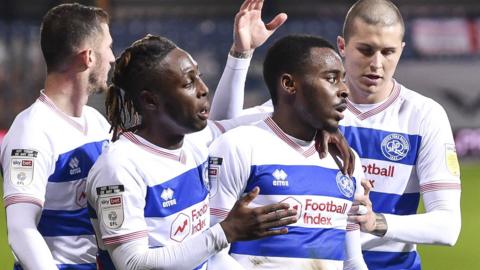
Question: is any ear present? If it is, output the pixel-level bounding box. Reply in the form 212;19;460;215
78;48;94;70
280;73;296;95
337;36;346;57
139;90;159;111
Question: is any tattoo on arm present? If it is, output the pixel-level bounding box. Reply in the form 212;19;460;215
229;45;253;59
371;213;388;237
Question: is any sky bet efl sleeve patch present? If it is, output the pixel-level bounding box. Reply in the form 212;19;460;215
9;149;38;187
445;144;460;176
208;157;223;197
97;185;125;230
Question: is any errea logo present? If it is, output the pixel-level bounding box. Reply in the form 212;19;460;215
69;157;81;175
272;169;289;187
161;188;177;207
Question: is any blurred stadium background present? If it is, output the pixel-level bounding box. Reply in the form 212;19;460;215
0;0;479;269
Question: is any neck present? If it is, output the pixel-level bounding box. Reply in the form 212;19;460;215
271;107;316;142
44;72;89;117
136;126;184;150
347;79;395;104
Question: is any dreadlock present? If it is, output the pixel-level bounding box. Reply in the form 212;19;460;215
106;34;177;141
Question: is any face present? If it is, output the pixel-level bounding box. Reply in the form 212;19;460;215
88;23;115;94
294;47;349;132
153;48;209;134
338;18;404;103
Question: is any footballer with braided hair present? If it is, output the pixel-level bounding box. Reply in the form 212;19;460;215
86;34;297;270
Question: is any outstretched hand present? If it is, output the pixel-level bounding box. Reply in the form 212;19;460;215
233;0;287;53
220;187;297;242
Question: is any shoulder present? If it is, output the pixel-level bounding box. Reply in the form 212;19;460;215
2;102;50;150
399;84;447;115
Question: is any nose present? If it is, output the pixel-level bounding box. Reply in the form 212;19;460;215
338;80;349;99
109;49;115;64
370;51;382;70
197;77;209;98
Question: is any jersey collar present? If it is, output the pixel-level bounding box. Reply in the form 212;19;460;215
346;80;401;120
38;90;88;135
122;132;187;164
264;117;317;158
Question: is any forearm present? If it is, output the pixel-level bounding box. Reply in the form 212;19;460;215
209;49;252;120
109;223;229;270
7;203;58;270
343;228;367;270
382;190;461;245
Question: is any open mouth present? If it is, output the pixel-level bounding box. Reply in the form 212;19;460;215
198;106;209;120
365;74;381;80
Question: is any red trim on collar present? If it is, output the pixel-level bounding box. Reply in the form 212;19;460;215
122;132;186;164
38;92;88;134
347;81;401;120
264;117;316;158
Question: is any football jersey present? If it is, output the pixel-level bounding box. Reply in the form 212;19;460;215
209;117;364;270
340;81;461;270
87;121;224;270
1;91;110;270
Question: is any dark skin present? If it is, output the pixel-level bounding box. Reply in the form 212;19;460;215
272;47;349;145
135;47;297;242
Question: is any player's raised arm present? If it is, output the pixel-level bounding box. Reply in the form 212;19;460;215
209;0;287;120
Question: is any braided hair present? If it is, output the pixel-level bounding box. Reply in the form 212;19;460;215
106;35;177;141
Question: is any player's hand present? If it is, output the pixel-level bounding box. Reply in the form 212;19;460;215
232;0;287;53
220;187;297;242
315;129;355;176
347;179;376;232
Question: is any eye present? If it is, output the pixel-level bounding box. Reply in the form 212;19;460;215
326;76;338;84
183;79;193;88
382;48;396;56
358;47;374;57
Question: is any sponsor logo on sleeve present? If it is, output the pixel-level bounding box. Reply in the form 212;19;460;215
335;172;355;198
97;185;125;229
445;144;460;176
9;149;38;187
381;133;410;161
208;157;223;197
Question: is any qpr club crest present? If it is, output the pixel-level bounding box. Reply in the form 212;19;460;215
202;161;210;192
336;171;355;198
381;133;410;161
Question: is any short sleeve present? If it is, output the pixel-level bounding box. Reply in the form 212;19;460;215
208;131;252;226
87;155;149;245
416;102;461;190
2;125;53;208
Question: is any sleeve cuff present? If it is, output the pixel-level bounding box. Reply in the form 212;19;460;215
226;54;252;70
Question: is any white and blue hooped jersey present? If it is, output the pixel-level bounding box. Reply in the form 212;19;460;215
86;130;215;270
340;81;461;270
1;91;110;270
209;117;364;270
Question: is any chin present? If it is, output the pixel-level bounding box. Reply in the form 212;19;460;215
187;120;208;134
324;121;339;133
